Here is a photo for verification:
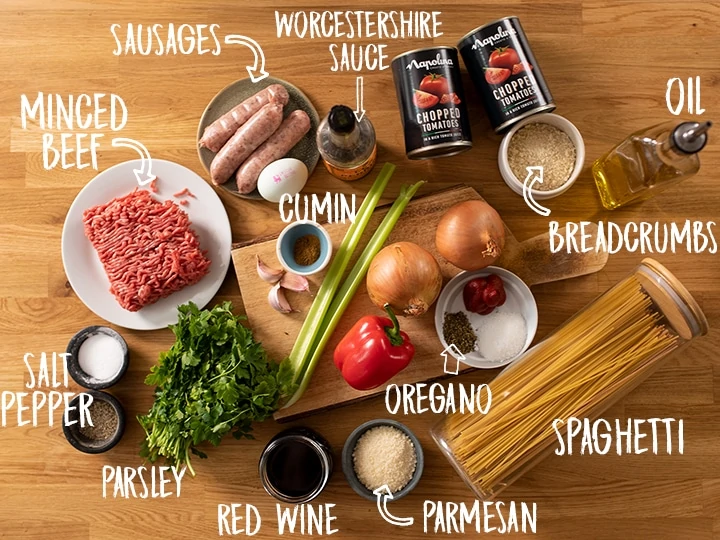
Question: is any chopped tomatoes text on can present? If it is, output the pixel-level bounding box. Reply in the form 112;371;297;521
458;17;555;133
392;46;472;160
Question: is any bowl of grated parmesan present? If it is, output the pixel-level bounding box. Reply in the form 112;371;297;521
498;113;585;200
342;419;423;501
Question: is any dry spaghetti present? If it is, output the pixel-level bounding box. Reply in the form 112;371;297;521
82;189;211;312
434;276;680;500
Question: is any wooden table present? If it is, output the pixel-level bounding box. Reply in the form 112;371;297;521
1;1;719;538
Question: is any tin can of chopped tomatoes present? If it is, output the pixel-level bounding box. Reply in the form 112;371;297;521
458;17;555;133
391;46;473;159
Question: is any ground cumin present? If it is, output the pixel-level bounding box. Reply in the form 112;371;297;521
293;234;321;266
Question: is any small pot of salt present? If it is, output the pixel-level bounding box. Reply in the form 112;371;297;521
66;326;129;390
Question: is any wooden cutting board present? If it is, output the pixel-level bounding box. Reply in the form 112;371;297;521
231;185;608;422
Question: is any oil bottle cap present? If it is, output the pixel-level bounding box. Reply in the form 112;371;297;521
672;121;712;154
328;105;356;134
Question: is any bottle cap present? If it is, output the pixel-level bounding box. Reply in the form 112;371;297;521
672;121;712;154
328;105;356;134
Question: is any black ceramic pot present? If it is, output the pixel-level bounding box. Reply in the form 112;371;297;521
62;390;126;454
66;326;129;390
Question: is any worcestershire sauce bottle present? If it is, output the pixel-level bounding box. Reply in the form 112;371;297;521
317;105;377;181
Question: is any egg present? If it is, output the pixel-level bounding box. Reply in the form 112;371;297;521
257;158;308;203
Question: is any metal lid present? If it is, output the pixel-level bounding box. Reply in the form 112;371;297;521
457;16;520;47
671;121;712;154
391;46;458;64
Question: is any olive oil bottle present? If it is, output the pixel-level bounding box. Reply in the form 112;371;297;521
592;120;711;210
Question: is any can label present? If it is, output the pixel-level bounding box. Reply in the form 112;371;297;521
392;47;472;159
458;17;555;133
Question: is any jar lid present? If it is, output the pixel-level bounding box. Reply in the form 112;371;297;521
637;258;709;340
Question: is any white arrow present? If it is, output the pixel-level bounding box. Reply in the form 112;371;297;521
111;137;156;186
441;344;465;375
372;485;414;527
224;34;269;83
354;76;366;122
522;166;551;217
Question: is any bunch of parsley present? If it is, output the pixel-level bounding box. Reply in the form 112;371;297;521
138;301;294;476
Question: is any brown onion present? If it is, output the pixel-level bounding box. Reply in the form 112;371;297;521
435;200;506;271
366;242;443;317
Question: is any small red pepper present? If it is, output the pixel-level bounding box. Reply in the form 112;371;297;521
333;304;415;391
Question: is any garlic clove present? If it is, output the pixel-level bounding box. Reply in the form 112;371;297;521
257;255;284;283
280;272;310;293
269;282;294;313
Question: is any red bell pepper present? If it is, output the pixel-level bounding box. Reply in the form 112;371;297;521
333;304;415;391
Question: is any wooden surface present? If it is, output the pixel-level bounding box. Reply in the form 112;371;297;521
1;1;719;539
233;186;608;422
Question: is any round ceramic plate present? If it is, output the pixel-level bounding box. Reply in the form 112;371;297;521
197;77;320;200
434;267;538;369
61;159;232;330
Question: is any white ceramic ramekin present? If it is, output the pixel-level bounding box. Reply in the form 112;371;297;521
498;113;585;201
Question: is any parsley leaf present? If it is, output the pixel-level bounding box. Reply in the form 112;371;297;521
138;301;294;476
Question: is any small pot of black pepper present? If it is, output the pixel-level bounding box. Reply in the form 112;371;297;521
62;390;126;454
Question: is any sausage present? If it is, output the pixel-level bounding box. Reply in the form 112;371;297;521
209;102;284;185
235;110;312;194
199;84;289;152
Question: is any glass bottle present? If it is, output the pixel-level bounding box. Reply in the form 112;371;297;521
592;120;711;210
432;258;708;501
317;105;377;181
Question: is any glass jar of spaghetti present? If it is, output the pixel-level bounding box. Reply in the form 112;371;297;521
431;258;708;501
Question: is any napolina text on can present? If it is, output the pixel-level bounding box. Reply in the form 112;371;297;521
458;17;555;133
391;47;472;159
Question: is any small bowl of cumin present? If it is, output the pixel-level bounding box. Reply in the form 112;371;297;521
498;113;585;200
62;390;126;454
276;220;333;276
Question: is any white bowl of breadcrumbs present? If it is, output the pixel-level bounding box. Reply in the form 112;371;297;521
498;113;585;200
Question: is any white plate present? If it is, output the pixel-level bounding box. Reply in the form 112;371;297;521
61;159;232;330
434;267;538;369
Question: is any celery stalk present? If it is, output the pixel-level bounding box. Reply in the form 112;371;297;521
281;163;395;408
289;180;425;403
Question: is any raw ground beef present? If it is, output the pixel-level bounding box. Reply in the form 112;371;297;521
82;189;211;312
